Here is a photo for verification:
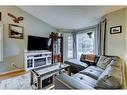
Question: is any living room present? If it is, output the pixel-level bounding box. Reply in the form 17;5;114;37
0;5;127;90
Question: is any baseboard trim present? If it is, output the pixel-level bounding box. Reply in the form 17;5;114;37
0;69;25;77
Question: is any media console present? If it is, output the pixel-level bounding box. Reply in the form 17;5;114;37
24;50;52;71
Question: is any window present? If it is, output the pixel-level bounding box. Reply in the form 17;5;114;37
77;30;95;59
67;34;73;58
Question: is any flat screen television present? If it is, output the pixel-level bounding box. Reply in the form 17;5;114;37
27;35;51;51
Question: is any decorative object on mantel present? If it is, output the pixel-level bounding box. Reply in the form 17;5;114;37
9;24;24;39
50;32;62;37
7;13;24;23
110;25;122;34
0;12;1;21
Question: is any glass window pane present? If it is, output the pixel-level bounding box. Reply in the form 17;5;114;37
67;35;73;58
77;31;94;59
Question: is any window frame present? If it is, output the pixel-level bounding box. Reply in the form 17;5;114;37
76;28;96;59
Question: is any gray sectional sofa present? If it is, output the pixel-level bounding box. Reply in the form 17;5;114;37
56;55;123;89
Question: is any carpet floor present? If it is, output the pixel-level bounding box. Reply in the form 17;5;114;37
0;73;70;90
0;73;32;89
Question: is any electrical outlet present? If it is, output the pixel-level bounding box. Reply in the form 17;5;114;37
11;62;19;69
11;62;15;67
11;62;15;65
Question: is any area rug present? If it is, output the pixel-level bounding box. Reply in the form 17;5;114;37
0;73;70;90
0;73;32;89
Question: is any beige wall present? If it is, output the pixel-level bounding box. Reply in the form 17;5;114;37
105;8;126;58
105;8;127;88
0;6;57;69
124;8;127;89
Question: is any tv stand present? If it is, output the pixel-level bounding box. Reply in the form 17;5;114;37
24;50;52;71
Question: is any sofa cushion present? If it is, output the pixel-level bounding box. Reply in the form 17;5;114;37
97;56;112;69
64;59;88;73
87;66;104;72
56;73;95;89
79;66;104;80
96;66;122;89
72;73;97;88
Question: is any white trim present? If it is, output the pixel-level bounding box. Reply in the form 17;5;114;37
76;25;98;33
76;27;97;34
0;68;24;76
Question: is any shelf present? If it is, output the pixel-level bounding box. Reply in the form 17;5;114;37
42;83;55;90
50;35;63;64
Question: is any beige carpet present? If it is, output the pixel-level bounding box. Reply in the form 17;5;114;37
0;73;32;89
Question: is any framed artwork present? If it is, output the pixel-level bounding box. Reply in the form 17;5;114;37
110;26;122;34
9;24;24;39
0;12;1;21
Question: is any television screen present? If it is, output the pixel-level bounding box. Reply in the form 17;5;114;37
27;35;51;51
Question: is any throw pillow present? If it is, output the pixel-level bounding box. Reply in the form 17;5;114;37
85;54;96;63
80;54;86;62
97;56;112;69
80;54;96;65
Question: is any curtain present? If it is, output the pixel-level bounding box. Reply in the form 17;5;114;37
0;24;3;61
72;32;77;59
63;32;73;61
63;32;68;61
94;25;100;55
97;19;107;55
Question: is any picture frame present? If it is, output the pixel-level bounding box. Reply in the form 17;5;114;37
9;24;24;39
110;25;122;34
0;12;1;21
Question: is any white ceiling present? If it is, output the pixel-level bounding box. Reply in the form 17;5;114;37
18;6;124;29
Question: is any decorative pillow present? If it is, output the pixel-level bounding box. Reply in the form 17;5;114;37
96;66;122;89
106;58;122;68
80;54;97;66
80;54;86;62
97;56;112;69
85;54;96;63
